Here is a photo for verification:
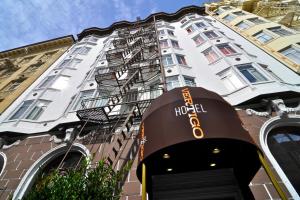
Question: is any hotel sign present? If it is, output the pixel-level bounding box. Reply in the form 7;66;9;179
138;87;256;162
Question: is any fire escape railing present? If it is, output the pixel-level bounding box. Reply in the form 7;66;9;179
76;21;163;171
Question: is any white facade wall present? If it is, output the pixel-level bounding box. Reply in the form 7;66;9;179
0;12;299;134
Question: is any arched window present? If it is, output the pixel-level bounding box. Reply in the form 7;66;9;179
267;126;300;194
13;143;90;200
0;152;7;176
260;117;300;199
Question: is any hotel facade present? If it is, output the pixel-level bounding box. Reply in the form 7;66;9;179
0;5;299;200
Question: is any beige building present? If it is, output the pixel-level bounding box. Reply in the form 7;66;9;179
0;36;75;114
205;3;300;74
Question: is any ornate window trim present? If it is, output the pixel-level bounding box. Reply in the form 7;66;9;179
259;116;300;199
13;143;90;200
0;152;7;177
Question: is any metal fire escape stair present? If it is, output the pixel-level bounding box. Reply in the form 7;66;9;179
76;22;162;179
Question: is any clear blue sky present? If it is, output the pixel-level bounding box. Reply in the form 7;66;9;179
0;0;206;51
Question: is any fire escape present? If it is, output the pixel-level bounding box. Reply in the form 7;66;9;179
76;21;163;170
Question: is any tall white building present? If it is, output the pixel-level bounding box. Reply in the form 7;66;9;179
0;5;299;200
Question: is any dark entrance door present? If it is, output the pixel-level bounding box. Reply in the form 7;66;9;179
151;169;254;200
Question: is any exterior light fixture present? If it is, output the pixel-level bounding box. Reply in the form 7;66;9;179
167;168;173;172
163;153;170;159
210;163;216;167
212;148;221;154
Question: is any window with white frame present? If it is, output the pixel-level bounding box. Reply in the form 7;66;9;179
268;27;292;36
254;31;273;43
247;17;265;24
162;55;174;66
57;59;70;69
176;55;187;65
195;22;206;28
74;90;95;110
72;47;82;55
219;69;244;91
166;76;180;90
193;35;205;45
158;30;165;35
188;15;195;19
217;44;237;56
90;37;98;42
279;46;300;64
9;100;34;120
181;19;187;24
223;14;235;22
37;75;56;89
204;31;219;39
236;21;250;30
186;26;195;34
171;40;180;48
183;76;196;87
25;100;49;120
202;48;220;63
51;76;70;90
159;40;169;48
80;47;91;55
232;11;245;16
237;64;268;83
167;30;175;36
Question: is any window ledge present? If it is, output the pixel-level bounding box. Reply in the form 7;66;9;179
179;64;191;69
208;57;223;65
195;41;207;47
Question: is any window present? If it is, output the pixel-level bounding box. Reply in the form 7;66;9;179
51;76;70;90
4;81;21;91
9;100;34;120
267;126;300;195
158;30;165;35
74;90;95;110
72;47;91;55
183;76;196;87
280;46;300;64
248;17;265;24
204;31;218;39
254;31;273;43
195;22;206;28
162;55;174;66
203;48;220;63
217;44;237;56
37;75;55;89
237;64;267;83
221;6;231;10
72;47;82;54
181;19;187;24
186;26;195;34
166;76;180;90
171;40;180;48
219;69;244;91
57;59;70;69
167;30;175;36
236;21;250;30
80;47;91;55
188;15;195;19
90;37;98;42
25;100;49;120
193;35;205;45
159;40;169;48
232;11;245;16
176;55;187;65
223;14;235;22
268;27;292;36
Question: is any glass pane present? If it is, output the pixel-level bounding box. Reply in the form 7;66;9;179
37;76;55;89
9;100;34;120
51;76;70;90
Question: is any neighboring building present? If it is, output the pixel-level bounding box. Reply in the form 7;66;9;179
0;5;299;200
0;36;75;114
205;3;300;74
204;0;300;31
